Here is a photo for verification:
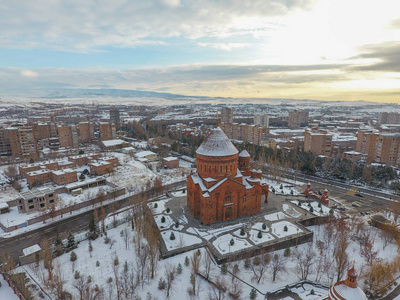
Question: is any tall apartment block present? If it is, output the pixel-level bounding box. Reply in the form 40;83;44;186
110;107;121;130
355;129;379;162
78;121;94;143
99;122;116;141
254;114;269;128
304;128;332;156
221;123;263;145
7;125;38;158
0;126;11;156
221;107;233;123
379;112;400;125
288;110;309;129
373;134;400;166
58;125;79;148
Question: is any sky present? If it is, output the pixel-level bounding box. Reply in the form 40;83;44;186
0;0;400;103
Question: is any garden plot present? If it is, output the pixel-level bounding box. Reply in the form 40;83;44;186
161;230;202;250
212;234;253;254
249;229;275;245
264;211;290;222
251;222;270;232
282;203;303;218
271;221;302;238
291;201;331;216
154;214;174;230
148;198;170;214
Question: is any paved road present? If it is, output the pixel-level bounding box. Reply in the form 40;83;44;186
0;181;186;263
264;170;397;215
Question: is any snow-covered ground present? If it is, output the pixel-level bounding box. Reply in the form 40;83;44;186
0;276;20;300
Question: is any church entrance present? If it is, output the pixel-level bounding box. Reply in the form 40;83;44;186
223;205;233;221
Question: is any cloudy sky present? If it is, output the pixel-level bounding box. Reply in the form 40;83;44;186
1;0;400;102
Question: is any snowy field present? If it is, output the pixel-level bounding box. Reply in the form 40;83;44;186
21;212;398;300
290;200;332;217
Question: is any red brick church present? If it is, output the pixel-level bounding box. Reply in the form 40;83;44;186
187;126;269;224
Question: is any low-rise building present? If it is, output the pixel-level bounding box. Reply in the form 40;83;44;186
51;169;78;185
17;187;56;213
343;151;362;163
134;150;158;162
161;156;179;168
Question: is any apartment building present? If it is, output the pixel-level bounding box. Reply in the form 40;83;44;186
110;107;120;130
373;133;400;167
58;125;79;148
99;122;116;141
7;125;38;158
379;112;400;125
0;126;11;156
304;129;332;156
221;107;233;123
288;110;309;129
254;114;269;128
78;121;94;143
220;123;264;145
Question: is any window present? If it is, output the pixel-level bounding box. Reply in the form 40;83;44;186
28;199;33;203
49;194;53;197
40;203;45;208
50;199;54;203
29;205;34;209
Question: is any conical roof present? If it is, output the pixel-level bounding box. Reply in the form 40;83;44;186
196;127;238;157
239;149;250;158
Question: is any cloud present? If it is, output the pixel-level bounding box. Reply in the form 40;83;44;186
0;0;313;51
349;41;400;72
197;43;250;51
20;70;39;78
388;18;400;29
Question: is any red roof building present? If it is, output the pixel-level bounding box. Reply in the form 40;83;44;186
187;126;268;224
328;265;367;300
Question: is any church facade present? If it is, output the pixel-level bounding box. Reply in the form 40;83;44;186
187;126;268;224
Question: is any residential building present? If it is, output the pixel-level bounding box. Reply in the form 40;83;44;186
373;133;400;167
78;122;94;143
304;129;332;156
110;107;121;130
7;125;38;158
379;112;400;124
221;107;233;123
161;156;179;168
254;114;269;128
58;125;79;148
99;122;116;141
288;110;309;129
17;187;56;214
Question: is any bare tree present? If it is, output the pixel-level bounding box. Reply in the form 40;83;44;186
73;274;104;300
270;253;286;282
293;243;315;280
3;165;19;182
41;238;54;281
203;251;214;280
165;264;176;298
191;250;201;275
250;252;271;284
334;232;349;282
209;276;227;300
122;227;130;250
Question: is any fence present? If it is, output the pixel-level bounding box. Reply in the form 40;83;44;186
0;267;26;300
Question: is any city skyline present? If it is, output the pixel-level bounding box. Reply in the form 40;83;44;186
1;0;400;103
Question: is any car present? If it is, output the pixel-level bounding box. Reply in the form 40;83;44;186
355;193;364;197
352;202;360;208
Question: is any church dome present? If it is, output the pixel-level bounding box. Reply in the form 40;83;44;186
329;266;367;300
196;127;238;157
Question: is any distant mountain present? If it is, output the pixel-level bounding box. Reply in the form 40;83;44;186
40;88;200;99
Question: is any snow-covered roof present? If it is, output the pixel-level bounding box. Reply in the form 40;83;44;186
22;244;41;256
0;202;9;209
238;149;250;158
162;156;178;162
101;139;126;147
196;127;238;157
329;283;367;300
134;151;157;158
